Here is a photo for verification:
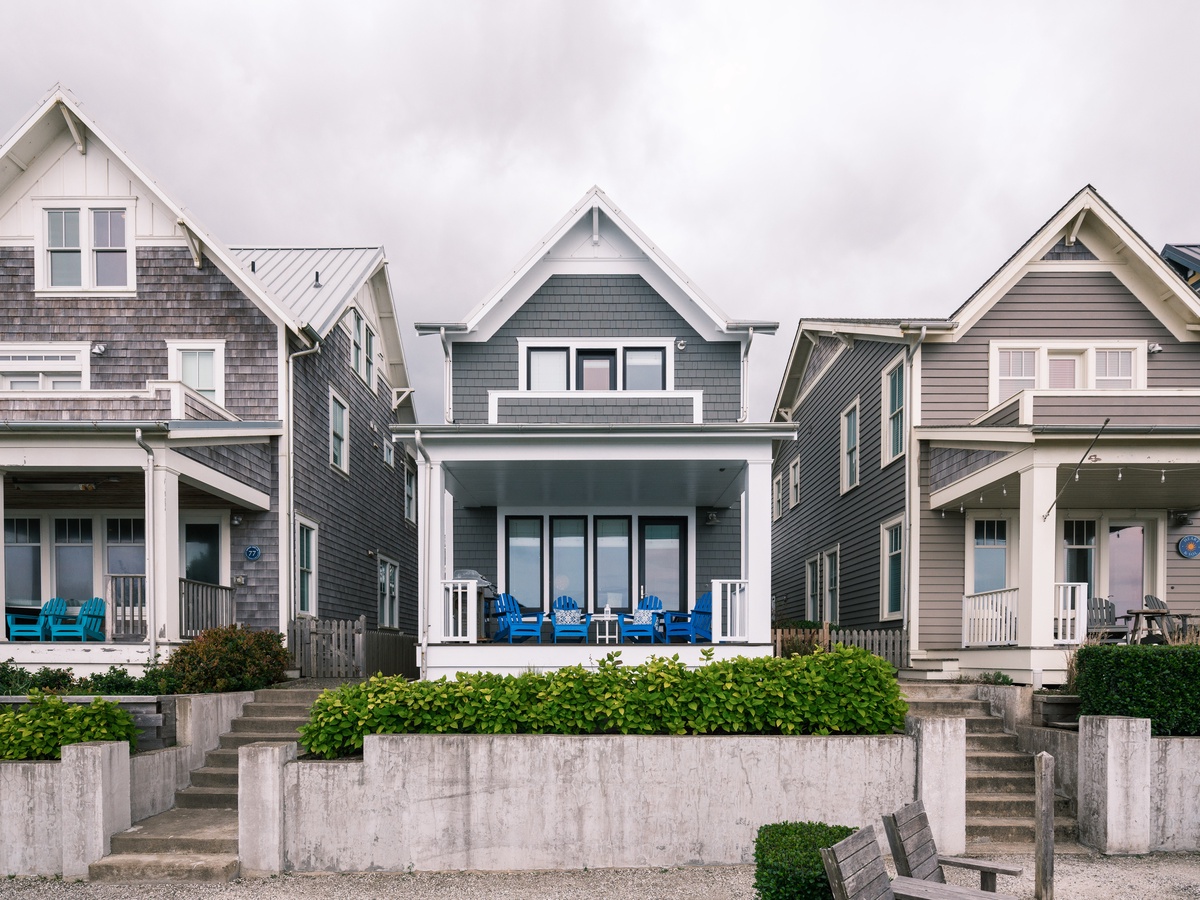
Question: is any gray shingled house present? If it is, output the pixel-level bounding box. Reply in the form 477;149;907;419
772;185;1200;684
0;86;416;673
393;187;795;678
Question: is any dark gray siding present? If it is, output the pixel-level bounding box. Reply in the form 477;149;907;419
922;272;1199;426
291;328;416;632
1031;394;1200;428
453;506;499;586
929;448;1011;492
497;395;695;424
695;500;742;600
0;393;171;418
451;275;740;424
0;246;278;421
798;336;843;399
772;339;906;627
916;444;967;649
179;444;274;495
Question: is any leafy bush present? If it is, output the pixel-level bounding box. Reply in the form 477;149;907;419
754;820;855;900
1075;643;1200;736
300;645;907;759
154;625;289;694
76;665;147;695
0;691;138;760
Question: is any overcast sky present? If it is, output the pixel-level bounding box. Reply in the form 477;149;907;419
4;1;1199;421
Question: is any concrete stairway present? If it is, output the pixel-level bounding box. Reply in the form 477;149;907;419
90;685;324;883
902;683;1077;852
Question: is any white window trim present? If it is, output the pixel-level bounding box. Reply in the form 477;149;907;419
329;387;350;474
348;308;378;392
823;544;840;624
1052;510;1165;603
166;340;227;407
0;342;91;390
840;397;860;494
296;516;318;618
987;340;1148;408
383;439;395;467
964;512;1020;595
403;456;417;523
32;197;137;295
516;337;676;391
788;459;800;508
772;474;783;521
377;554;400;629
805;555;821;621
880;351;906;468
880;515;904;621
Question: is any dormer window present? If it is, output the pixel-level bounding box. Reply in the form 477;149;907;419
36;201;135;293
522;340;671;392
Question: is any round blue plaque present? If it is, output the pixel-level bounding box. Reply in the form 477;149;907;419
1179;536;1200;559
245;545;262;562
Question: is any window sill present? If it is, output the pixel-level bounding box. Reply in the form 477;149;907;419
881;452;905;469
35;288;138;299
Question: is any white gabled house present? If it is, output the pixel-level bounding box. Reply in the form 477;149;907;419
395;187;795;678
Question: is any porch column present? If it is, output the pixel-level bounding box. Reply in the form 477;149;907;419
1018;462;1057;648
0;474;6;643
419;461;446;644
744;458;773;643
150;459;182;643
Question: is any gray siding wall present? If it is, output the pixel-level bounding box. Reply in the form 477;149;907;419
0;394;171;418
772;339;906;627
497;395;695;424
1031;394;1200;428
453;506;499;587
451;275;740;424
922;272;1200;426
291;328;417;633
916;444;967;649
0;246;278;421
929;448;1011;492
179;443;274;495
1166;521;1200;624
798;336;844;398
695;500;742;600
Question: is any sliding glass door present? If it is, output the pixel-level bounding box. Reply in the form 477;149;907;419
638;517;687;612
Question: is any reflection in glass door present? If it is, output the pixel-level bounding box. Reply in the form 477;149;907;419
638;517;687;612
184;523;220;585
1108;524;1145;611
595;517;631;611
550;517;586;606
55;518;94;603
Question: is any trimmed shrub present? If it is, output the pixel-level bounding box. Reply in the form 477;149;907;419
1075;643;1200;736
300;645;908;759
76;666;146;696
0;691;138;760
754;820;855;900
154;625;290;694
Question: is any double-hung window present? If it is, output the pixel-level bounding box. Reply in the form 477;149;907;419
350;310;376;389
297;520;317;615
840;399;860;493
378;556;399;628
167;341;226;406
882;356;905;465
772;474;783;521
806;557;821;621
329;389;349;473
404;459;417;522
788;459;800;508
881;517;903;619
37;202;135;292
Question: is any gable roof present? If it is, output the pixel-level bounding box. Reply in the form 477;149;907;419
0;84;303;336
416;186;777;341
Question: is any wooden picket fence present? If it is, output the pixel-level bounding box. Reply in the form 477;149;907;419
288;615;419;680
772;625;909;670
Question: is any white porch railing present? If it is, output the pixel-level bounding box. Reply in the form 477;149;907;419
442;579;479;643
107;574;147;639
962;587;1018;647
712;579;749;643
1053;582;1087;645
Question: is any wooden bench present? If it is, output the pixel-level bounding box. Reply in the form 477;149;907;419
820;825;1018;900
882;801;1022;893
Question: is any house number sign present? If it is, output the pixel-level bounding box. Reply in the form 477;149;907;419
245;545;262;561
1179;536;1200;559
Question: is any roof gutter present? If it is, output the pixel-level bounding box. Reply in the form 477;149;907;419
0;420;170;433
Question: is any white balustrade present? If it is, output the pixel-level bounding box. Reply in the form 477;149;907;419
1053;582;1087;645
962;587;1019;647
712;579;750;643
441;579;478;643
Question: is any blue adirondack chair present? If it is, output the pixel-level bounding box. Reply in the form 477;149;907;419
550;595;592;643
50;597;106;641
6;598;67;641
492;593;544;643
620;595;663;643
663;591;713;643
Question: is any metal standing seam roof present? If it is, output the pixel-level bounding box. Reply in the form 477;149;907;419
229;247;384;337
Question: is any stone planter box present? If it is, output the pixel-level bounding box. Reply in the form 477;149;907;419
1033;693;1081;727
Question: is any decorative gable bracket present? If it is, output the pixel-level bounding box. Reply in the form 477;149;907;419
177;219;204;269
58;102;85;155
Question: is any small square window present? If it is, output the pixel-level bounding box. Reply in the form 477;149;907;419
529;348;569;391
624;348;665;390
577;350;617;391
167;341;225;407
383;441;395;467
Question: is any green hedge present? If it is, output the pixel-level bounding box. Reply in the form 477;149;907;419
0;691;138;760
300;645;907;759
754;821;855;900
1076;644;1200;736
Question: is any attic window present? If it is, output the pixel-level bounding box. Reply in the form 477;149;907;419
522;341;672;392
36;201;136;294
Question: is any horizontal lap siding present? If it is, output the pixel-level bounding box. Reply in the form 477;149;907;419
918;444;966;649
453;506;498;588
497;395;694;423
772;339;905;627
922;272;1194;426
292;328;415;632
1166;521;1200;623
929;448;1011;492
1032;394;1200;427
798;336;843;397
0;394;171;418
696;499;742;600
452;275;740;424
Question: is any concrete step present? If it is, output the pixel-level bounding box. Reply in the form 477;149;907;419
219;731;301;750
188;766;238;789
967;751;1035;773
239;700;313;718
963;716;1007;735
254;688;326;705
965;840;1092;857
967;816;1078;844
201;747;241;769
905;699;992;717
899;682;979;701
967;793;1075;818
230;715;306;734
89;852;239;883
174;786;237;810
967;732;1020;752
967;772;1036;794
109;809;237;855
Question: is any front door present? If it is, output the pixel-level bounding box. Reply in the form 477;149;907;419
184;523;220;585
638;517;687;612
1107;523;1146;612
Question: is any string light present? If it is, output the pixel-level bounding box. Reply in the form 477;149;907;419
1002;485;1007;497
941;509;945;518
1162;470;1166;484
1117;468;1122;482
1074;470;1079;482
959;503;964;514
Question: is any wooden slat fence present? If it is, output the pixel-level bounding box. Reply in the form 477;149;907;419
288;616;419;680
365;630;419;679
772;626;909;670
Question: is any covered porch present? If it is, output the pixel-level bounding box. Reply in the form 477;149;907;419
0;424;274;674
398;424;786;679
918;429;1200;683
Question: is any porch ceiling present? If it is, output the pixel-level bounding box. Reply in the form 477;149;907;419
444;458;748;508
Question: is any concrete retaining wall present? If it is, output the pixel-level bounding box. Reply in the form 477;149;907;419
1018;725;1078;801
240;730;959;874
1151;736;1200;852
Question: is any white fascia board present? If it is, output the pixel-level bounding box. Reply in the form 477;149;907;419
165;422;283;445
799;321;907;341
369;259;413;395
916;427;1035;448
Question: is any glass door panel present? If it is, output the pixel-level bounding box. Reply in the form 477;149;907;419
594;516;631;611
55;517;94;603
184;523;220;585
638;517;687;612
505;517;543;608
550;517;587;606
1108;524;1145;612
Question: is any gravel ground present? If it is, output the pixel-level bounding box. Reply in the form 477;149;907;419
3;853;1200;900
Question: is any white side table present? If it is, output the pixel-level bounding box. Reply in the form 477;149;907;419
593;611;619;644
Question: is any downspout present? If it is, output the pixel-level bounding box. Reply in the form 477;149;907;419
413;429;432;680
737;326;755;423
902;326;926;642
286;339;322;626
439;327;453;423
135;428;157;661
